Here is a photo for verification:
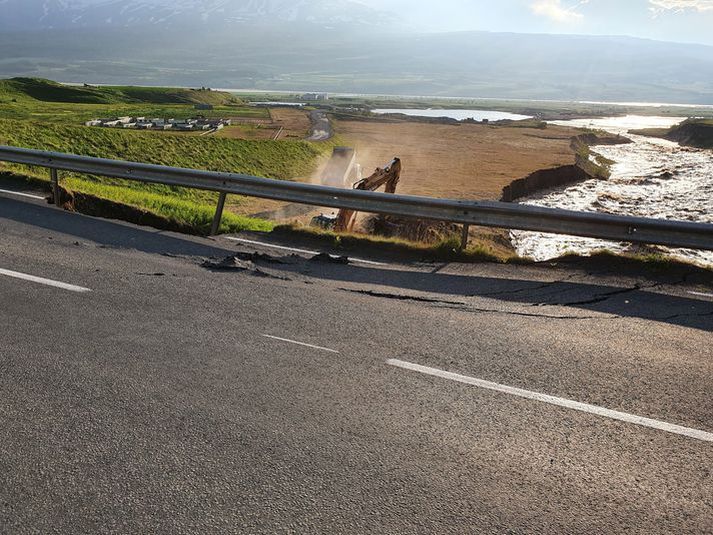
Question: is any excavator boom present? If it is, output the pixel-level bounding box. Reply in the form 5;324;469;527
334;158;401;232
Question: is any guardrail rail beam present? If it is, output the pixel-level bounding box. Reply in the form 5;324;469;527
1;145;711;252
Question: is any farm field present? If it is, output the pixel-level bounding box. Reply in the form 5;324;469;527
0;77;589;247
335;119;577;200
214;108;312;141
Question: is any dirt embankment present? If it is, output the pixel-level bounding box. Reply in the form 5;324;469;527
501;165;590;202
661;122;713;149
631;120;713;149
52;187;202;234
501;133;631;202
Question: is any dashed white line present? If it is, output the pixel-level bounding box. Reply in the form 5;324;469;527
262;334;339;354
0;268;91;293
387;359;713;443
688;291;713;299
0;188;46;200
226;237;386;266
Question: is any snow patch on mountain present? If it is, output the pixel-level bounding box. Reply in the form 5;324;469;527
0;0;390;30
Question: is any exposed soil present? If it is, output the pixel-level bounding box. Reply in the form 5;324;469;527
501;164;590;202
215;107;312;141
270;108;313;139
334;119;576;200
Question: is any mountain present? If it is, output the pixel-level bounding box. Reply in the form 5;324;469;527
1;1;712;104
0;0;391;30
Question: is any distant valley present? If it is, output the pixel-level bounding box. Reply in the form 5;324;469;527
1;0;713;104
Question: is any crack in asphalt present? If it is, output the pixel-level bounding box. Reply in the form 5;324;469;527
657;310;713;321
339;288;611;320
473;274;580;298
542;284;642;307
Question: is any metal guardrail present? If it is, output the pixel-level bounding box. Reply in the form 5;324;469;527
1;145;712;251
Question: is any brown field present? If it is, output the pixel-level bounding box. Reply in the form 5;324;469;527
229;117;581;225
214;108;312;141
270;108;312;139
335;119;578;200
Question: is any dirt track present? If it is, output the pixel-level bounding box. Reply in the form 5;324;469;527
335;119;577;200
215;108;312;141
229;115;580;220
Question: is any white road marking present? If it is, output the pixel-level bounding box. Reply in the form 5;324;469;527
0;188;46;200
387;359;713;443
0;268;91;293
688;291;713;299
226;237;386;266
262;334;339;354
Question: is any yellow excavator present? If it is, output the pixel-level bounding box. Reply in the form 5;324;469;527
333;157;402;232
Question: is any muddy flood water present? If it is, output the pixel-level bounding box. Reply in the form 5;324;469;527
511;115;713;267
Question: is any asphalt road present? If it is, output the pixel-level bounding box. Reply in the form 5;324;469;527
1;191;712;534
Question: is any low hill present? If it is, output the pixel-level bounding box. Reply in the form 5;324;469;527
0;78;242;106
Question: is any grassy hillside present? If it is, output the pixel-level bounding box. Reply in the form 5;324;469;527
0;77;267;124
0;119;322;181
0;96;330;233
0;77;241;105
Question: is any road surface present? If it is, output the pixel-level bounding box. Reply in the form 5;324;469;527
0;191;711;533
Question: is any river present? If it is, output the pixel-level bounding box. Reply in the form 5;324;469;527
510;115;713;266
372;108;531;122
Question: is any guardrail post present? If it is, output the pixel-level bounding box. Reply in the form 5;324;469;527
1;146;712;252
460;224;470;251
210;192;227;236
50;168;61;207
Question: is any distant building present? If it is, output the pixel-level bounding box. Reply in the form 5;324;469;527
302;93;329;102
254;102;305;108
85;115;231;132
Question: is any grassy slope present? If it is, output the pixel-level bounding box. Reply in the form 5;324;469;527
0;77;240;105
0;77;268;124
0;78;330;234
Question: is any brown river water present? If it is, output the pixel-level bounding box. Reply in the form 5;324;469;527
510;115;713;267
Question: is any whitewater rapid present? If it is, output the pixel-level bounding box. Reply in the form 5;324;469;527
510;115;713;267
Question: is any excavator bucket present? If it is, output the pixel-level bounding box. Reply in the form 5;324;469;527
333;157;401;232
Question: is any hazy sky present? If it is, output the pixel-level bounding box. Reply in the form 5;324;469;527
360;0;713;46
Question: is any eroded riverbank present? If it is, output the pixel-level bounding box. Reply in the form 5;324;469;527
511;116;713;267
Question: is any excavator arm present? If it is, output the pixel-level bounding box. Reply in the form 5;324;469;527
334;157;401;232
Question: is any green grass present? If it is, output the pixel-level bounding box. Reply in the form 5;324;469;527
0;118;326;195
272;223;520;263
0;77;269;125
64;179;275;234
0;78;333;234
0;77;241;105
